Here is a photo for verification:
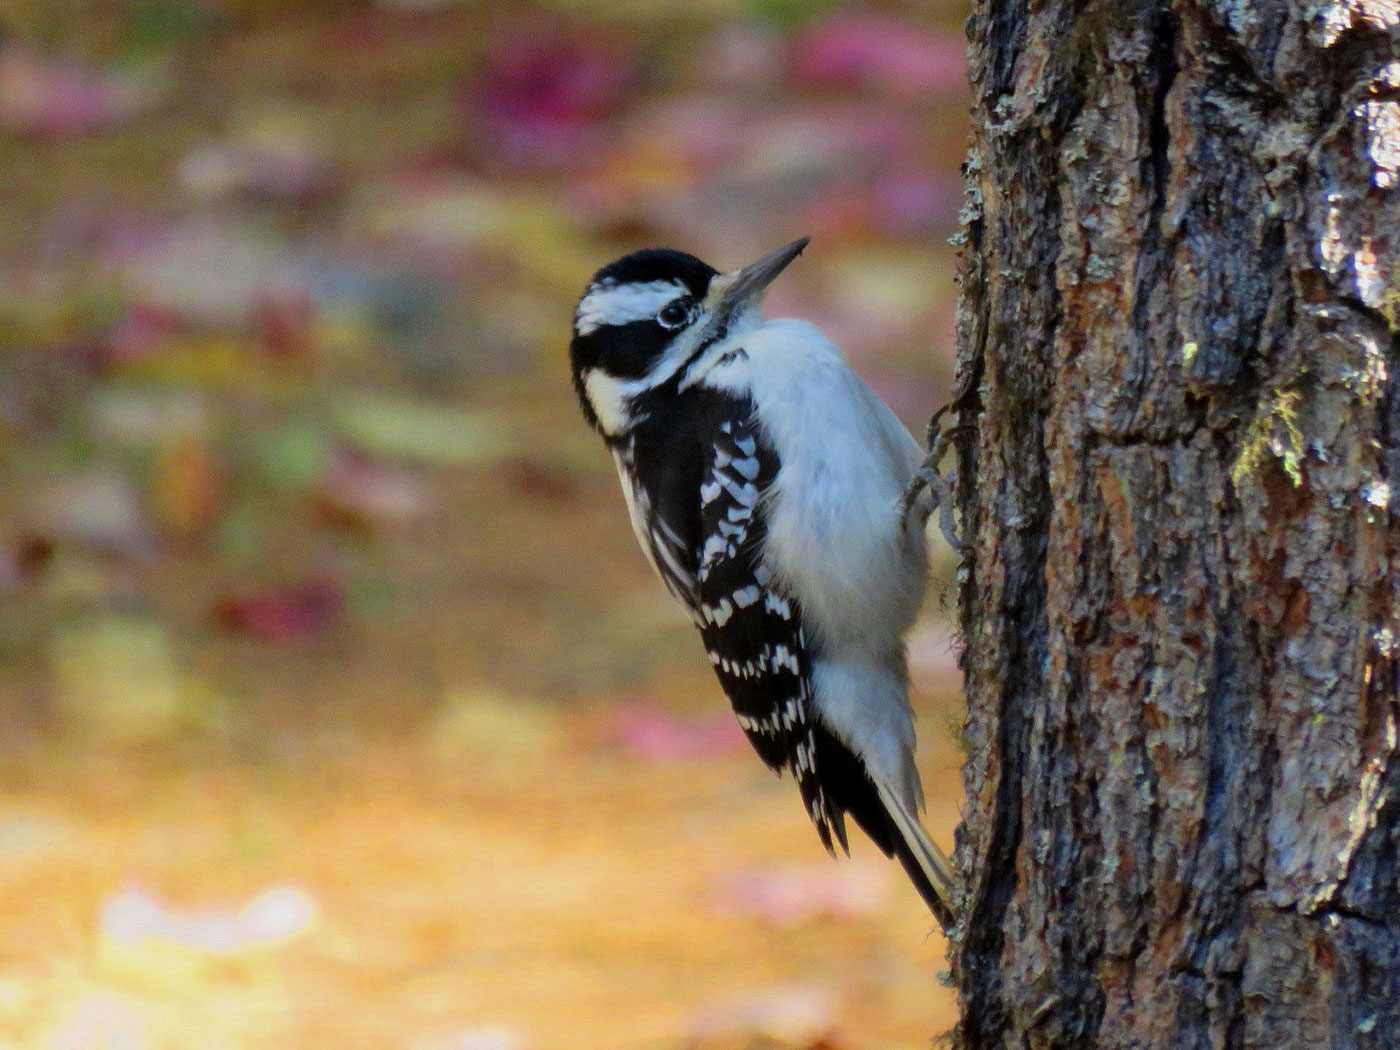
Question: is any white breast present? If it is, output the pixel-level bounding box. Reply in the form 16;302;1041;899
698;319;928;653
697;319;931;797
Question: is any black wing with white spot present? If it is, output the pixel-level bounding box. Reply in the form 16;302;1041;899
693;412;848;852
611;445;700;610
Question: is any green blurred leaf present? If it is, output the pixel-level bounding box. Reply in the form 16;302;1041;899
214;499;266;566
117;0;209;60
747;0;837;30
332;393;511;467
256;419;333;491
48;616;189;743
89;386;207;448
425;687;560;770
345;574;392;618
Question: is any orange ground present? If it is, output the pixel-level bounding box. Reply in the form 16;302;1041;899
1;689;963;1049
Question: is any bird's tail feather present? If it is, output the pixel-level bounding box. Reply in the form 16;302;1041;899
876;782;957;931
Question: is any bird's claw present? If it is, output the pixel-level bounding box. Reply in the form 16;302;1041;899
905;461;964;552
902;412;973;552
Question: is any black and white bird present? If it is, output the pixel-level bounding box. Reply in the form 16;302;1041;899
569;237;956;927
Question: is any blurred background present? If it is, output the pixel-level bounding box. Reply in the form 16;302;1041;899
0;2;969;1047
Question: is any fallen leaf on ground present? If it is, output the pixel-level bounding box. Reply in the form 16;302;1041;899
689;982;838;1046
333;393;512;467
0;534;54;590
500;457;578;504
714;861;889;926
214;576;345;642
48;616;186;742
101;303;185;367
316;452;435;530
254;281;318;360
612;701;746;762
178;110;340;205
425;687;561;769
108;218;297;329
467;27;637;170
101;884;319;955
151;435;224;541
0;50;165;139
34;471;154;559
88;385;206;446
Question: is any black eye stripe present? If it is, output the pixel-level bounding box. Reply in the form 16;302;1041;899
571;319;670;380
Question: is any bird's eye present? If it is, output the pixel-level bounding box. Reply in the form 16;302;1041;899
657;299;693;330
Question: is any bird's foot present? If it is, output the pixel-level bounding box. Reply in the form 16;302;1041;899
903;461;963;552
902;407;973;552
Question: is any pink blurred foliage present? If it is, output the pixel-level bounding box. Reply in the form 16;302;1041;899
693;21;784;93
906;620;963;682
254;281;317;360
863;368;944;427
97;216;306;329
870;170;963;234
715;861;890;926
689;982;839;1046
792;13;966;99
38;471;156;560
0;49;158;139
179;134;340;207
464;27;637;170
622;94;751;171
602;101;939;246
754;103;922;169
214;575;345;643
103;302;185;368
316;451;435;531
612;701;746;762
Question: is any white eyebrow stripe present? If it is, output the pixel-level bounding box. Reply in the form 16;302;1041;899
575;280;686;335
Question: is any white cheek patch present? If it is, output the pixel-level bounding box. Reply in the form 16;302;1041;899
582;368;632;435
575;280;685;336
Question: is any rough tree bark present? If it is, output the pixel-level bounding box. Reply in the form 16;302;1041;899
949;2;1400;1047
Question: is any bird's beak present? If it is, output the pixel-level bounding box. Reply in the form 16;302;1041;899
709;236;810;325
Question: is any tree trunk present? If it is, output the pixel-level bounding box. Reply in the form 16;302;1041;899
950;2;1400;1047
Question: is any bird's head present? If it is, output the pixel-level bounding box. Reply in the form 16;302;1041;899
569;237;809;437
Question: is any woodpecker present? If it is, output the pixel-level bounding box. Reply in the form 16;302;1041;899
569;237;957;927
